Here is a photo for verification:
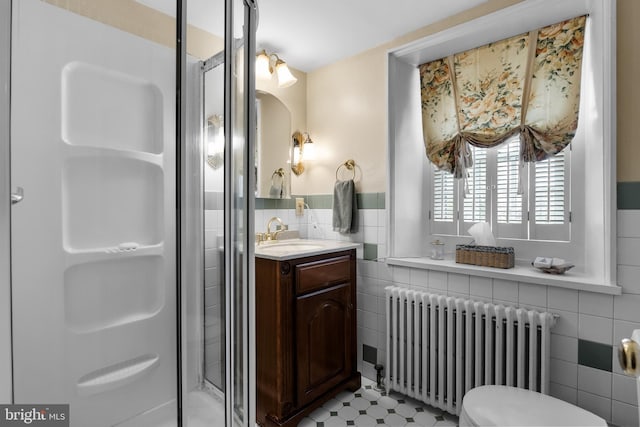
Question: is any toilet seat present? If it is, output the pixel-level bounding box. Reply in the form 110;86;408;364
459;385;607;426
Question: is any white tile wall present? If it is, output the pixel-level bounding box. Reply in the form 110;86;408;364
550;382;578;405
492;279;518;302
615;293;640;323
448;273;470;294
578;314;613;345
204;206;224;389
617;265;640;295
612;400;640;427
554;309;579;337
548;287;579;312
577;365;612;399
551;334;578;363
469;276;492;300
519;283;547;308
612;374;637;406
578;390;613;421
258;203;640;424
617;237;640;266
551;358;578;388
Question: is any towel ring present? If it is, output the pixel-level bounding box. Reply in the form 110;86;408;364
271;168;285;185
336;159;356;180
272;168;285;179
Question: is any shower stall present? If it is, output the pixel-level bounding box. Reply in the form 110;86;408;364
0;0;255;426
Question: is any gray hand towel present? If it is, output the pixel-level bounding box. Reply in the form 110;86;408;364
332;179;358;234
269;182;283;198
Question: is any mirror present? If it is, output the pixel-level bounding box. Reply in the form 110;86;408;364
256;90;292;198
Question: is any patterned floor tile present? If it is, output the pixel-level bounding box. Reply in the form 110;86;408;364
337;406;359;421
384;413;408;426
352;414;377;426
366;404;390;420
395;403;417;418
298;418;317;427
299;379;459;427
350;397;372;411
309;407;331;422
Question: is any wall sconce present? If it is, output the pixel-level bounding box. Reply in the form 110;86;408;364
291;131;314;176
256;50;298;88
207;114;224;170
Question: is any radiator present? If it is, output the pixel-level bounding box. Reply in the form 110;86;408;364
385;286;556;416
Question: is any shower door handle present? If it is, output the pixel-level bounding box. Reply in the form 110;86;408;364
11;187;24;205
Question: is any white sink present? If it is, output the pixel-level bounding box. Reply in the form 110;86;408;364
259;242;325;252
255;239;360;260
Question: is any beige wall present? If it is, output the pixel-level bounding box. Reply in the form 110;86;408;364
617;0;640;182
304;0;638;195
302;0;522;194
44;0;224;59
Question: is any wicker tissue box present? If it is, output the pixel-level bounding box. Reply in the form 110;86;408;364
455;244;515;269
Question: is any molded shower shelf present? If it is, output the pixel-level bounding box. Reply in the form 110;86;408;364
62;156;164;251
64;255;165;333
77;354;160;396
64;243;163;268
62;61;164;155
63;144;163;167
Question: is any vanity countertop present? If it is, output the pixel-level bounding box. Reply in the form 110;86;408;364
254;239;360;261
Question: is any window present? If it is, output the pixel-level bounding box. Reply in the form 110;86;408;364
389;0;615;286
430;137;570;242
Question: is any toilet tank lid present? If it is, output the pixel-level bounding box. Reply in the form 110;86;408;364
462;386;607;427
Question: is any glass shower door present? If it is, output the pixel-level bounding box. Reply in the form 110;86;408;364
182;0;256;426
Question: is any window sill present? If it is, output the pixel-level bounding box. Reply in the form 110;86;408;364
385;257;621;295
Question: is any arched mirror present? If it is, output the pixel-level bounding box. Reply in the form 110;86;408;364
255;90;292;199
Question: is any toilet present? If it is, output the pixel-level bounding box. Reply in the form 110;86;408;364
459;385;607;426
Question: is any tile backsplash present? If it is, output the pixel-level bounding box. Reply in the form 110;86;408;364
255;191;640;426
255;193;386;261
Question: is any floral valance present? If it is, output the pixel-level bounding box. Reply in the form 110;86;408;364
419;15;587;178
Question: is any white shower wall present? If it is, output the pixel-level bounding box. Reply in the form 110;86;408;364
8;1;186;425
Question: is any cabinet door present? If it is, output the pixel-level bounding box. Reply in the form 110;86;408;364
296;283;352;407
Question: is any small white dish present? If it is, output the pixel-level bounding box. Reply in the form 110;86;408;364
532;262;574;275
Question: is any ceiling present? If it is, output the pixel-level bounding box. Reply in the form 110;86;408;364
136;0;488;72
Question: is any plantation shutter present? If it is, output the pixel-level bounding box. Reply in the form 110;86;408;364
494;138;527;239
431;169;457;235
531;150;570;241
496;138;523;225
463;146;487;223
535;152;565;224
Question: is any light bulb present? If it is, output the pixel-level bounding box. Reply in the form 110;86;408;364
275;59;297;88
255;50;272;80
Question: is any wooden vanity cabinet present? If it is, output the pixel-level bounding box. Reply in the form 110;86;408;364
256;249;361;427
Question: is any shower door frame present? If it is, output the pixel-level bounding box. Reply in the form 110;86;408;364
0;0;12;405
179;0;257;425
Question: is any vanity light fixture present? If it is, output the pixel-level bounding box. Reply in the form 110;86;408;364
256;50;297;88
291;131;314;176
